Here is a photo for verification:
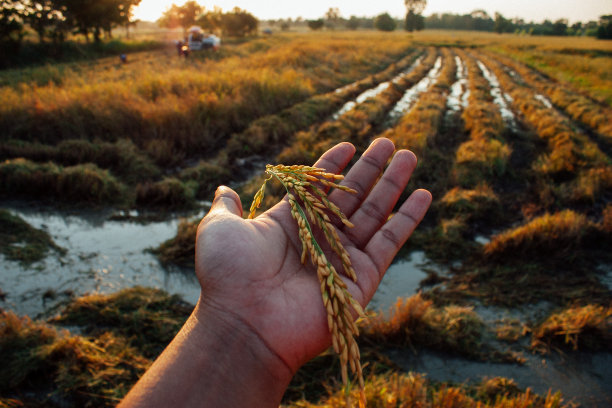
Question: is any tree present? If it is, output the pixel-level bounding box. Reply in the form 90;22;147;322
307;19;324;30
405;10;424;31
158;1;203;37
404;0;426;32
0;0;25;45
325;7;340;29
374;12;396;31
220;7;257;37
346;15;359;30
494;12;513;34
596;15;612;39
404;0;426;15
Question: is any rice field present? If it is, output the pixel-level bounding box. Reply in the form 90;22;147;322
0;30;611;407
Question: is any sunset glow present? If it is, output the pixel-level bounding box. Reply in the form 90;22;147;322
133;0;611;23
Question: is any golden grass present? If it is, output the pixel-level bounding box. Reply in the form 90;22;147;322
0;310;150;406
0;158;127;205
483;210;593;259
382;48;456;156
0;33;415;159
225;48;422;161
153;218;199;267
361;293;485;358
531;304;612;352
440;184;499;215
284;371;569;408
485;49;612;140
0;209;65;265
473;50;612;214
451;49;510;187
278;48;439;165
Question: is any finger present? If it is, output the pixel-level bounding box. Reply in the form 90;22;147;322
345;149;418;248
209;186;243;217
364;189;432;277
312;141;356;178
328;138;396;219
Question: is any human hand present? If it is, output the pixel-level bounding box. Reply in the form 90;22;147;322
119;138;432;408
194;137;432;377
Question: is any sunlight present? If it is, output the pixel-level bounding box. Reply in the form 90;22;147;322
133;0;175;22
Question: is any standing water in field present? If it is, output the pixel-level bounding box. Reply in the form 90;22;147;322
368;251;430;313
0;207;202;318
476;60;517;129
332;57;424;120
447;56;469;112
386;57;443;124
535;94;554;108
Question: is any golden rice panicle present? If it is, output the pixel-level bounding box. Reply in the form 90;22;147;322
253;163;365;407
248;178;268;219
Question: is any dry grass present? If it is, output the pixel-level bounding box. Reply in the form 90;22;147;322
284;371;569;408
0;209;65;265
0;310;150;407
152;218;199;267
483;210;593;260
440;184;500;220
361;293;485;358
452;49;510;187
474;51;611;188
0;158;127;205
277;49;439;164
225;48;422;161
383;48;456;156
51;287;192;357
531;304;612;352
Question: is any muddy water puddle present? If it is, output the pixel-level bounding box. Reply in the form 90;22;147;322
386;56;443;124
2;207;610;406
389;348;612;408
447;56;469;112
476;60;517;129
0;206;203;317
369;251;432;313
332;56;424;120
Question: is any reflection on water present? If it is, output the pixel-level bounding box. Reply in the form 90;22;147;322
332;57;424;120
386;57;443;124
0;206;203;318
476;60;517;129
369;251;430;314
389;348;612;408
447;56;469;112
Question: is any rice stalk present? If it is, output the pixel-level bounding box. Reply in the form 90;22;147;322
249;164;366;407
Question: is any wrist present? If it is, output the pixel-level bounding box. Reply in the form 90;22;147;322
120;295;294;408
188;296;295;407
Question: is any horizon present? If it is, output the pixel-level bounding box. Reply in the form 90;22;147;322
133;0;611;25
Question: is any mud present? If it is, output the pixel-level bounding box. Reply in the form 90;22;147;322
386;56;443;124
447;56;469;112
332;57;424;120
476;60;517;129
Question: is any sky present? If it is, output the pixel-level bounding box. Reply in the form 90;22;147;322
133;0;611;24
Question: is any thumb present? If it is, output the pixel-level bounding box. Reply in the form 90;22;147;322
209;185;243;217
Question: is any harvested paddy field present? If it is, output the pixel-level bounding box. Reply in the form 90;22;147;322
1;31;611;407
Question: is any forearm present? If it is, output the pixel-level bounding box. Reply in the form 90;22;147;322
119;297;294;408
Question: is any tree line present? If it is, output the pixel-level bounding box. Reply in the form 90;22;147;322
157;1;258;38
0;0;142;46
426;11;612;38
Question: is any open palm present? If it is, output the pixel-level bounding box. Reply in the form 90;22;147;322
194;138;432;375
